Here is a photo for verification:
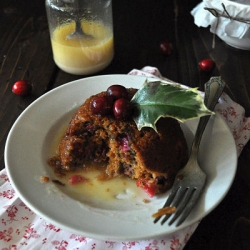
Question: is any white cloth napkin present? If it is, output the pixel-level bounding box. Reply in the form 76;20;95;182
1;66;249;249
191;0;250;39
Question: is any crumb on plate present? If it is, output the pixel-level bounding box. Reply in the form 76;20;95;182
40;176;50;183
152;206;176;218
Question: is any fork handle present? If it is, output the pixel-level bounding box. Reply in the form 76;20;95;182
192;76;225;151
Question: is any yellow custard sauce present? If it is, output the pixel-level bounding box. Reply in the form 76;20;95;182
51;21;114;75
57;169;146;205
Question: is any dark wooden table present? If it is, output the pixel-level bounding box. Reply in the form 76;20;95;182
1;0;250;249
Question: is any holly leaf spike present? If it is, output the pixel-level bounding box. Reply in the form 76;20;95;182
131;79;214;132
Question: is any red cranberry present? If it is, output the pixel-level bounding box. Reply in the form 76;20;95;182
106;85;128;100
117;133;130;152
91;96;113;115
113;98;131;120
199;59;215;73
68;175;88;185
12;80;32;96
160;41;173;55
136;178;157;197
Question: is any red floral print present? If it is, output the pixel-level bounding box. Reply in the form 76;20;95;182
23;224;40;240
0;173;9;182
3;206;18;223
43;222;61;232
145;239;160;250
170;236;182;250
19;202;33;212
51;240;68;250
105;240;116;247
1;244;17;250
0;190;15;199
0;227;13;242
69;234;87;243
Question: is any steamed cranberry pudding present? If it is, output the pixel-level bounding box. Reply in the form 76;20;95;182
48;85;188;197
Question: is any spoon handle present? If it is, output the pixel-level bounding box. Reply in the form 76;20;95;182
192;76;225;150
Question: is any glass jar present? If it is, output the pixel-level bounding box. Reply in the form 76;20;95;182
45;0;114;75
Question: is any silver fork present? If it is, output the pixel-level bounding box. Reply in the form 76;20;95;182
154;76;225;226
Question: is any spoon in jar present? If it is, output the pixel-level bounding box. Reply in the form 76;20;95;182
67;0;93;40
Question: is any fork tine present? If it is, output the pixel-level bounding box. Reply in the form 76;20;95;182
168;188;196;225
154;186;187;224
160;212;172;224
164;185;180;206
160;187;190;224
153;186;180;223
175;188;204;226
153;187;178;223
160;189;187;224
168;187;188;209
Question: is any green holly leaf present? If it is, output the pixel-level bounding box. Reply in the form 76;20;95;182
131;79;213;131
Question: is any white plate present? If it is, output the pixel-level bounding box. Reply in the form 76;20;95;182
5;75;237;241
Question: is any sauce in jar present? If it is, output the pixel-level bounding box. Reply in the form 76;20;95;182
51;21;114;75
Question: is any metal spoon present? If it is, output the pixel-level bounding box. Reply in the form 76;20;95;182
67;0;93;40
